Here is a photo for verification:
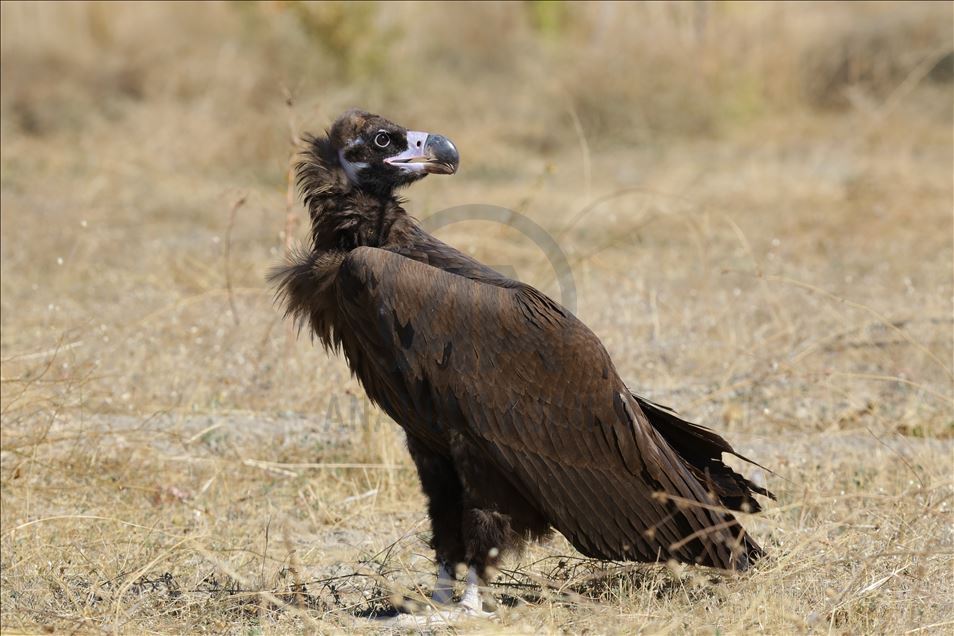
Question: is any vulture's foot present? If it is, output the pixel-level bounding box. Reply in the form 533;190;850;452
430;561;455;605
379;566;495;626
456;566;493;616
428;566;494;620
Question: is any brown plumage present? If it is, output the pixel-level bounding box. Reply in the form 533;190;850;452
271;109;774;596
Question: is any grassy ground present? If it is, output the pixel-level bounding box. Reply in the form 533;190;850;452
1;2;952;633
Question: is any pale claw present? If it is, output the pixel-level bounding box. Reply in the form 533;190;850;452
459;565;485;613
379;566;495;626
381;604;495;627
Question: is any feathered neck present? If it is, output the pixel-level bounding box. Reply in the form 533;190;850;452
296;134;409;252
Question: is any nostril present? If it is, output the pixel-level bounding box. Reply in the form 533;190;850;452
416;140;422;147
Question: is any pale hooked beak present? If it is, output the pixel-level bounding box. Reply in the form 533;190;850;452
385;131;459;175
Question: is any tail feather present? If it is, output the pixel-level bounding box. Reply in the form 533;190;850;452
630;392;774;569
633;393;776;513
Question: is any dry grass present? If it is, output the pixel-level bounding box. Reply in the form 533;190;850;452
1;2;952;634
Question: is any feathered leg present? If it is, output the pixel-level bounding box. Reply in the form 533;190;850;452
406;438;466;569
385;439;494;624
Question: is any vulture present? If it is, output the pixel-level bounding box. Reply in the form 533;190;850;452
271;109;773;618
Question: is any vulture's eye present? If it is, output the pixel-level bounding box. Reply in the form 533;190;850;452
374;132;391;148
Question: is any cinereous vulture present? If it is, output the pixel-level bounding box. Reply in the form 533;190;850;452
271;109;773;619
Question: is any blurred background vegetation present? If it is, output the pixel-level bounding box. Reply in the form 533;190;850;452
0;0;951;418
1;3;952;633
1;0;951;416
2;2;951;178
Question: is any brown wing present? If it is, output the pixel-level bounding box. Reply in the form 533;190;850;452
335;246;760;569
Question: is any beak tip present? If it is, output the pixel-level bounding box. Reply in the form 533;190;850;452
424;134;460;175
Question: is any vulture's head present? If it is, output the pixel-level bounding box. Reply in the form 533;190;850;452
319;109;459;196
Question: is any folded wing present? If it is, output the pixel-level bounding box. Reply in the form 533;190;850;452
335;246;764;569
